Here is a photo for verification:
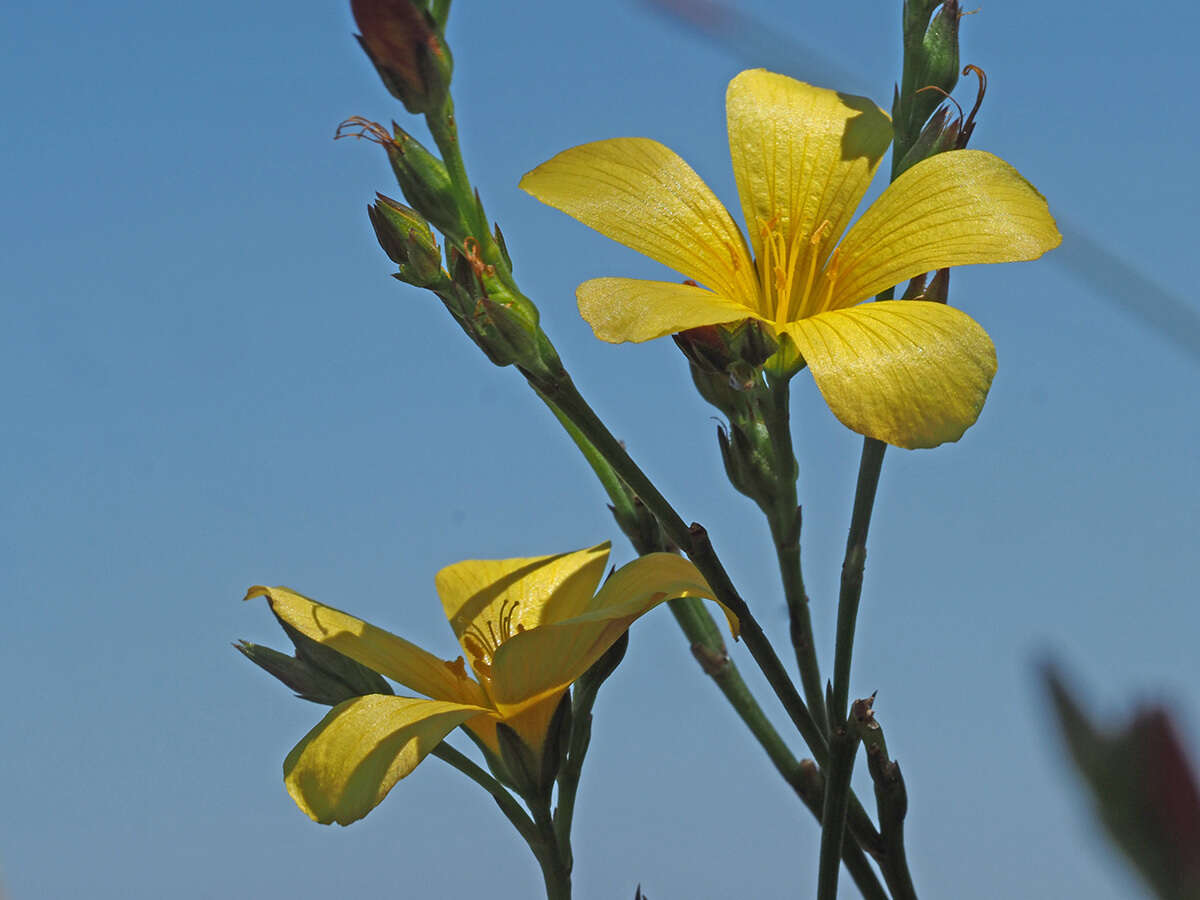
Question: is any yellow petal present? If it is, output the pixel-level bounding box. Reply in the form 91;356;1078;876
726;70;891;303
284;695;485;825
519;138;758;307
245;586;486;707
488;553;732;713
577;278;761;343
438;543;611;634
437;544;611;674
785;301;997;449
830;150;1062;309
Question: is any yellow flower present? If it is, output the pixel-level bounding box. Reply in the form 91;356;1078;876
520;69;1061;449
246;543;730;825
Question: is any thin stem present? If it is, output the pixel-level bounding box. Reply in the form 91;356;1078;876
763;376;828;734
432;743;538;846
433;743;571;898
532;802;572;900
831;438;887;722
817;723;863;900
533;371;828;762
543;388;888;897
817;437;888;900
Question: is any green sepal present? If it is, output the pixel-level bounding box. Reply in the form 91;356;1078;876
763;330;806;380
573;630;629;709
495;721;542;802
538;691;574;796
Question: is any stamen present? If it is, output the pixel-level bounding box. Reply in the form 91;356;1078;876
460;597;524;680
796;220;832;322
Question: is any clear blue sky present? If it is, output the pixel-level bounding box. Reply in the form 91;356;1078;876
3;1;1197;898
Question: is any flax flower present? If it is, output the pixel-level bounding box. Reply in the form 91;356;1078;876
521;69;1061;449
246;543;729;825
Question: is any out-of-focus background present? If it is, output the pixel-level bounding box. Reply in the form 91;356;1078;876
3;1;1196;897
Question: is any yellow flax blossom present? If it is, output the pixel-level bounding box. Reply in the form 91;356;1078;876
246;543;730;825
520;69;1061;449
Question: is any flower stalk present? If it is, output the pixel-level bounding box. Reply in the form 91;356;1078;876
542;379;891;897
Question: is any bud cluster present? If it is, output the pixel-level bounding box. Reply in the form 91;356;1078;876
671;320;802;514
342;0;562;380
893;0;962;166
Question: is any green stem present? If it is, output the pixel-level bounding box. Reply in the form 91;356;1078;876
817;437;888;900
425;99;519;296
432;743;538;847
433;743;571;899
831;438;886;722
545;389;888;897
533;371;828;762
763;376;828;735
532;803;572;900
816;723;863;900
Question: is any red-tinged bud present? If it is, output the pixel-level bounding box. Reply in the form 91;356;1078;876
674;318;776;413
351;0;453;115
1046;666;1200;899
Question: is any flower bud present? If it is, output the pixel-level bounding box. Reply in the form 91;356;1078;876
893;105;961;178
351;0;453;115
441;240;562;375
384;123;467;238
235;611;394;707
894;1;961;155
367;193;445;287
1046;667;1200;898
674;318;776;414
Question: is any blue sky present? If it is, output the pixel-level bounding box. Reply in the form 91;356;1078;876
3;1;1197;897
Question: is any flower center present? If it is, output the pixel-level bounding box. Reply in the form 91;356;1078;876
461;596;526;680
756;217;841;327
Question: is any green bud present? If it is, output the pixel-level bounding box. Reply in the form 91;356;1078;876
894;1;961;157
368;193;445;287
439;242;562;376
893;105;961;177
718;420;777;504
235;641;354;705
351;0;453;116
574;631;630;705
384;123;466;238
902;0;942;39
234;631;393;707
